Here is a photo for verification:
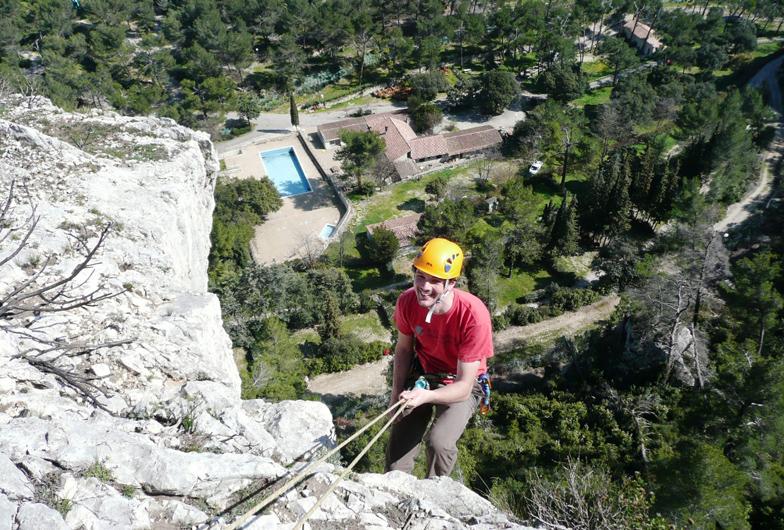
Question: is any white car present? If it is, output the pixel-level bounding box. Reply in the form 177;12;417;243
528;160;543;175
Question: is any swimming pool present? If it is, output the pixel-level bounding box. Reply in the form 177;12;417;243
319;224;336;240
260;147;312;197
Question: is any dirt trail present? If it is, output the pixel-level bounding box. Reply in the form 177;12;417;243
493;295;621;353
308;356;392;397
713;130;780;233
713;54;784;233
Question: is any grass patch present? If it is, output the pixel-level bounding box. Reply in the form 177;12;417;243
571;86;612;107
339;312;390;341
497;268;552;308
580;60;611;81
553;251;597;278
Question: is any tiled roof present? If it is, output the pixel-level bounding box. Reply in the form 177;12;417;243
409;135;449;161
443;125;502;156
373;117;411;161
317;117;368;142
366;212;423;245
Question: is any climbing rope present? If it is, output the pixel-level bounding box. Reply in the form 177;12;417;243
224;399;407;530
292;400;408;530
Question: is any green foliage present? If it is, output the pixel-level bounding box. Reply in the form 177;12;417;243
540;63;586;102
407;70;448;101
241;317;307;400
209;178;282;284
417;198;476;245
306;337;389;375
407;96;443;134
364;226;400;268
336;130;385;189
236;92;262;125
424;174;448;201
289;92;299;127
480;70;518;115
653;442;751;529
84;461;114;482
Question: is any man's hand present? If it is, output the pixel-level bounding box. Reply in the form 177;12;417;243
399;388;432;409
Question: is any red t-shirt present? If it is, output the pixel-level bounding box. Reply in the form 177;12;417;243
394;287;494;376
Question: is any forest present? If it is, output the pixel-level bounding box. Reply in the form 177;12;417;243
2;0;783;528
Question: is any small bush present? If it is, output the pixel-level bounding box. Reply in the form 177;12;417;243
547;286;600;313
307;337;391;375
504;304;544;326
84;461;113;482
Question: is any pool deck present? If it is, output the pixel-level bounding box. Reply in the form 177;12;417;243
221;134;342;264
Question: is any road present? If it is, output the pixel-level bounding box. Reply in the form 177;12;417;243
216;100;526;154
714;53;784;233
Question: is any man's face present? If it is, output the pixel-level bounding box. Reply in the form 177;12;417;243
413;268;451;308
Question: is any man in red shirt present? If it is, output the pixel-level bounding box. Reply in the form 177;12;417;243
386;238;494;477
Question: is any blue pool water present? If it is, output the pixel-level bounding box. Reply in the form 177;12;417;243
319;224;336;240
260;147;312;197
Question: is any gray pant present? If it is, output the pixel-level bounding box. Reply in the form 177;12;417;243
385;382;481;478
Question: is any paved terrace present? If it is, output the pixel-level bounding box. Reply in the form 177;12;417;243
220;134;343;264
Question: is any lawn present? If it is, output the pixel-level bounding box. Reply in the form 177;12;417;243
339;312;391;342
581;60;611;81
571;86;612;107
497;268;552;307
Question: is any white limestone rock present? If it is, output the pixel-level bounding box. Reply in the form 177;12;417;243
15;502;69;530
0;495;18;530
255;401;336;462
0;454;34;500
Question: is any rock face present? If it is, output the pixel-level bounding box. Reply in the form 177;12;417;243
0;96;532;529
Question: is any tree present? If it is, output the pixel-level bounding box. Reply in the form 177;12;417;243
237;92;261;126
729;252;783;357
480;70;518;115
598;37;638;87
547;195;580;258
503;221;543;275
407;70;448;101
540;63;586;102
349;1;378;86
407;95;443;134
335;130;385;189
289;92;299;128
425;174;448;201
317;293;342;342
417;198;475;244
365;225;400;269
695;42;728;71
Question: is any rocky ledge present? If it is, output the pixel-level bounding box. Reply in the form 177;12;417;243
0;96;529;529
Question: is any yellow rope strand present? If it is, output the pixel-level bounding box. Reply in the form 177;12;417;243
225;399;407;530
292;402;408;530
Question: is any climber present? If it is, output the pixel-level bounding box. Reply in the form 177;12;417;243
385;237;494;478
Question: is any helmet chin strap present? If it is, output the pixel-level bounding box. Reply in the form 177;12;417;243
425;282;452;324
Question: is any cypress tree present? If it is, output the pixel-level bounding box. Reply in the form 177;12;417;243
289;92;299;128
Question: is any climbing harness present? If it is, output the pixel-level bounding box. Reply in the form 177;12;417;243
414;372;491;414
478;373;492;415
223;398;408;530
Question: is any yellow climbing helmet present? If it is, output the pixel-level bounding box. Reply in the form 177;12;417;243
412;238;464;280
